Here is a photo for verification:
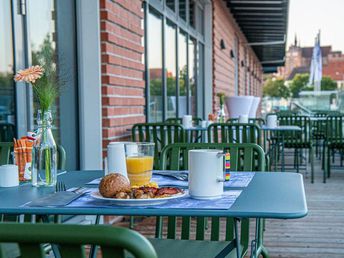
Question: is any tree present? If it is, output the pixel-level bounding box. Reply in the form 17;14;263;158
289;73;309;97
290;74;338;97
321;76;337;91
263;78;290;99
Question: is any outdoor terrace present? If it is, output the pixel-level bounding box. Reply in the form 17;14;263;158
116;154;344;258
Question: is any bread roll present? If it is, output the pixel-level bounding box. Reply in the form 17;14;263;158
99;173;131;198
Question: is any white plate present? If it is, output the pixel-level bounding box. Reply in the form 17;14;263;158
90;190;187;206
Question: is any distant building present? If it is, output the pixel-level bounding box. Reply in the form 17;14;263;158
277;38;344;88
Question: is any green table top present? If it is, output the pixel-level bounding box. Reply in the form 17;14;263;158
0;171;307;219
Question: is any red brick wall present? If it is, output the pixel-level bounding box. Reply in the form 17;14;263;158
212;0;263;113
100;0;145;150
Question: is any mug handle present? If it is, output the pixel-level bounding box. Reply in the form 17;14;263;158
216;151;230;182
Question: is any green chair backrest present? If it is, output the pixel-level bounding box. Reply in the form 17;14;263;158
165;117;202;126
277;116;312;145
161;143;265;171
131;123;185;169
57;145;66;170
275;110;300;117
0;142;13;165
158;143;265;256
0;124;15;142
207;123;261;145
249;118;265;126
226;118;239;123
0;223;157;258
226;118;265;126
325;115;344;144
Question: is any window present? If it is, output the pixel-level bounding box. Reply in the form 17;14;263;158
147;8;163;122
144;0;206;121
0;2;15;132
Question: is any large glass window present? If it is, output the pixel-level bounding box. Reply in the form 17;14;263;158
144;0;206;121
189;37;196;116
166;21;177;118
178;31;187;117
147;8;163;122
27;0;59;141
0;1;16;141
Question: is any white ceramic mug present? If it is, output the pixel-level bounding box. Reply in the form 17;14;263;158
182;115;193;128
267;115;278;128
239;114;249;123
201;120;207;128
188;149;226;199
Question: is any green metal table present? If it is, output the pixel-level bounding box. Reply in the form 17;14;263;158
0;171;308;258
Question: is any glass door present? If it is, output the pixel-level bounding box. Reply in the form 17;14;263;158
6;0;79;169
0;1;16;141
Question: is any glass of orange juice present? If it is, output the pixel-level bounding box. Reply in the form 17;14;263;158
125;143;155;186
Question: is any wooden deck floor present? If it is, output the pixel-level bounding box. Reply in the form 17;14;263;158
263;157;344;258
115;155;344;258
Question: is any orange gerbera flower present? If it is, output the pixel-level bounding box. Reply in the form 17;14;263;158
14;65;44;83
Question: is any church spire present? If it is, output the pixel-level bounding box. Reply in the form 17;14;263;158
294;34;297;47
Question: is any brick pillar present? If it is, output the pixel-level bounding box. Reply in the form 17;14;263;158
100;0;145;151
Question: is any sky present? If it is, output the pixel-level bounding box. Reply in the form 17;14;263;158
287;0;344;52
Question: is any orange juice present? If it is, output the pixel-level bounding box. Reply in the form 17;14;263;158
126;156;154;186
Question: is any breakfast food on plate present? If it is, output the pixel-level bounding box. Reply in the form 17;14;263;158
99;173;131;198
98;173;183;199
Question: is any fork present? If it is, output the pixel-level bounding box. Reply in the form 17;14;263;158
55;181;66;192
56;182;88;194
154;172;188;181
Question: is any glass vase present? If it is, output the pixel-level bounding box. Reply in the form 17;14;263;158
217;105;226;123
31;110;57;187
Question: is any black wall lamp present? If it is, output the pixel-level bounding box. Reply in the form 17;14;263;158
230;49;235;59
241;60;245;67
220;39;226;50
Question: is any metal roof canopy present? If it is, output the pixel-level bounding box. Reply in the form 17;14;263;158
225;0;289;73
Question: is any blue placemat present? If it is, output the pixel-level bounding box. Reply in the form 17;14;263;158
67;189;242;210
86;171;255;188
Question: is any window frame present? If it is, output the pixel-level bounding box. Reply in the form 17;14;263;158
144;0;208;122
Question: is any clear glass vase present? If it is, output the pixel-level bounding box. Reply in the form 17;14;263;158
31;110;57;187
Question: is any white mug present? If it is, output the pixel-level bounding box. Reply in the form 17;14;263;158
239;115;249;123
201;120;208;128
188;149;226;199
267;115;278;128
182;115;193;128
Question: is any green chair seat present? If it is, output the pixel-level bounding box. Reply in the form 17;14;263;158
148;238;243;258
0;223;157;258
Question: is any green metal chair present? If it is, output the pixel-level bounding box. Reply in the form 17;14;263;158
165;117;202;126
208;123;261;146
153;143;267;258
165;117;203;143
323;115;344;183
226;118;239;123
277;116;314;182
0;142;13;165
131;123;185;169
0;223;157;258
0;124;15;142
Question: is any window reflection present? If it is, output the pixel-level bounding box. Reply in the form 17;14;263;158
166;0;175;12
189;38;196;116
179;0;186;21
166;21;177;119
27;0;60;142
148;9;163;122
178;31;187;116
0;1;16;141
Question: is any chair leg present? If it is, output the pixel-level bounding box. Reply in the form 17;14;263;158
295;149;299;173
310;147;314;184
